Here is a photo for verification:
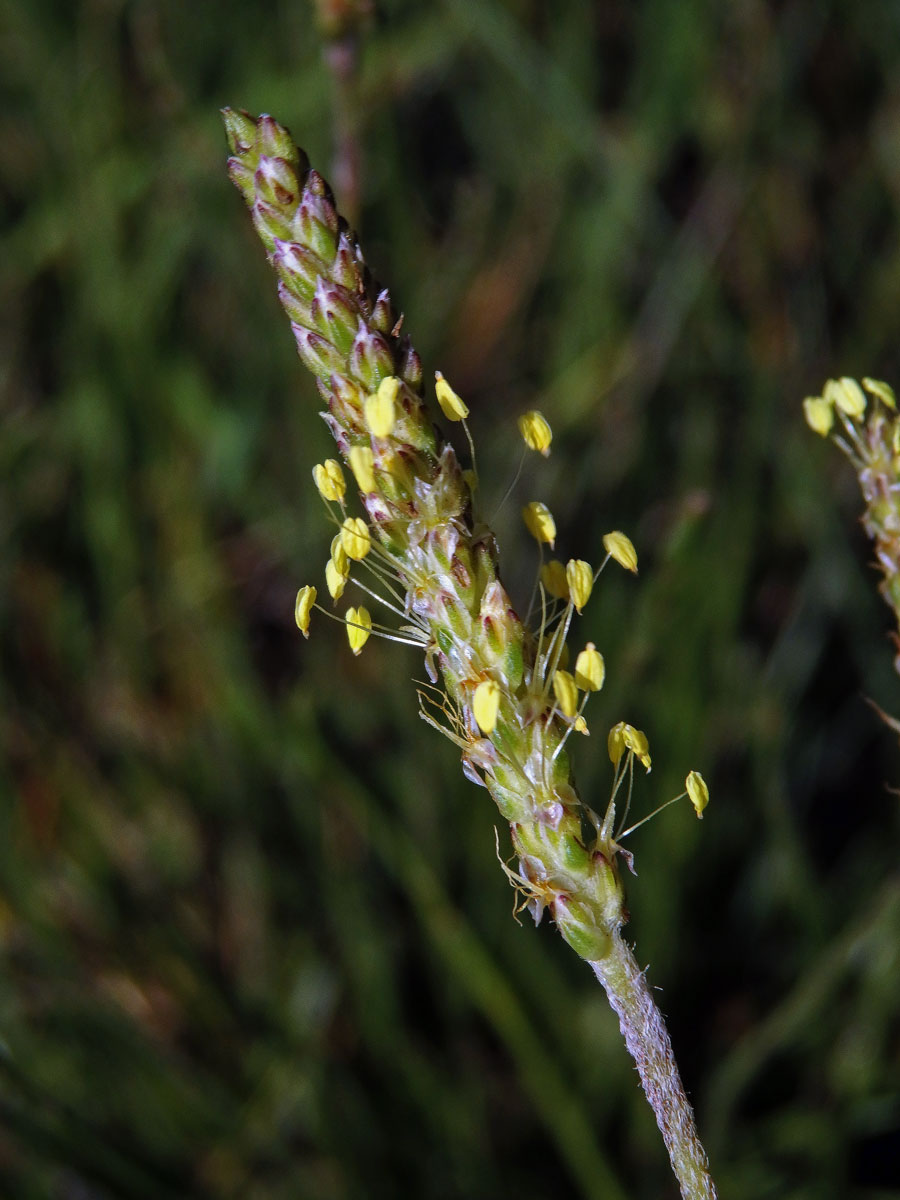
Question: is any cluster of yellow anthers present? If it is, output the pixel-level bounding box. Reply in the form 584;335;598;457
296;376;708;832
804;376;900;667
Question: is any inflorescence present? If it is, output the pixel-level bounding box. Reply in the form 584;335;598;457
224;107;708;963
804;376;900;671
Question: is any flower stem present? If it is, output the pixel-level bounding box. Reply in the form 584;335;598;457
591;935;717;1200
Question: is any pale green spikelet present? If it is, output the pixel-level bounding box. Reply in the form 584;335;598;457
804;376;900;670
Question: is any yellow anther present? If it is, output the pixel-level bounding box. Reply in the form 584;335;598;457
518;410;553;455
574;643;605;692
863;377;896;409
330;533;349;575
608;721;651;771
824;376;866;419
608;723;625;766
603;530;638;573
434;371;469;421
313;459;346;502
624;726;651;771
294;585;316;637
552;669;579;718
349;445;376;493
325;558;347;601
364;379;398;438
685;770;709;818
341;516;371;561
540;559;569;600
802;395;834;437
345;606;372;655
473;679;501;734
574;715;589;735
523;501;556;548
565;559;593;613
377;374;401;404
837;376;867;418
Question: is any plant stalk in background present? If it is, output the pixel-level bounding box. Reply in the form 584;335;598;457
224;108;717;1200
309;0;372;227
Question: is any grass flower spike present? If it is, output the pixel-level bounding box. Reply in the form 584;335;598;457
224;108;716;1200
804;375;900;669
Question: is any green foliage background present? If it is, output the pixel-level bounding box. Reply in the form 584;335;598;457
2;1;900;1197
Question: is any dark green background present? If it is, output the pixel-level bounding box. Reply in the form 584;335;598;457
3;1;900;1197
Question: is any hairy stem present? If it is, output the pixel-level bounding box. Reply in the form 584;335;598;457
591;935;717;1200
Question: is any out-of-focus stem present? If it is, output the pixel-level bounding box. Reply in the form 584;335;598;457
323;34;362;228
591;935;717;1200
312;0;370;227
